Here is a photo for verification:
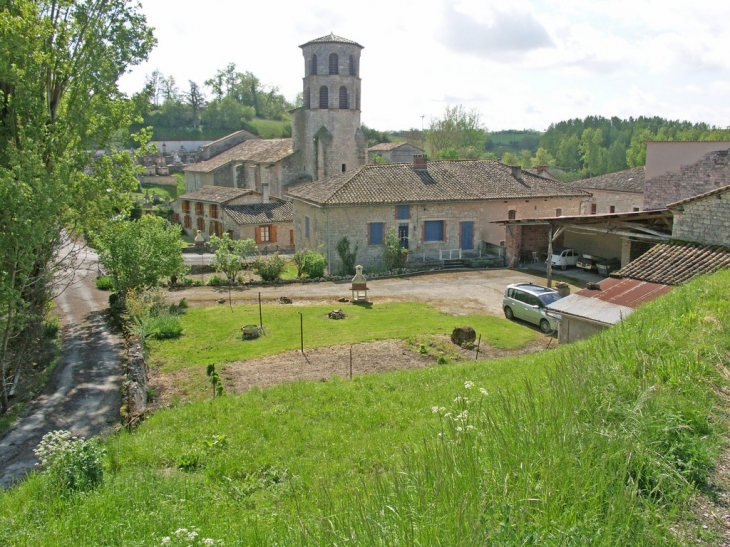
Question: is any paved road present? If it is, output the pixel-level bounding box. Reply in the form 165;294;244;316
0;243;124;489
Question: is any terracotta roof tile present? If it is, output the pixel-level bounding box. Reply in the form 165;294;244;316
184;139;294;173
368;142;423;152
614;242;730;285
179;186;252;204
570;167;645;193
667;183;730;208
287;160;589;205
223;201;293;226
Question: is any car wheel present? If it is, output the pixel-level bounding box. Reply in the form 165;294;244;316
561;264;567;270
540;319;552;334
504;306;514;320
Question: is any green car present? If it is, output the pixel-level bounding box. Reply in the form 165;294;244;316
503;283;563;333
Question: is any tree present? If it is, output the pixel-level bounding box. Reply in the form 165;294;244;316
96;216;187;301
209;234;257;283
426;105;488;159
0;0;155;413
335;237;358;276
183;81;206;130
531;147;556;168
145;70;164;108
383;228;408;270
519;149;533;169
501;151;520;166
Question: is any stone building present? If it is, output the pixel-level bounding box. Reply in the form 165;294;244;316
172;186;293;250
570;166;644;214
291;33;367;181
287;157;588;271
178;33;368;239
668;185;730;247
368;142;425;164
644;142;730;210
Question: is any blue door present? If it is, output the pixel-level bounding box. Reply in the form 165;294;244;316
460;221;474;250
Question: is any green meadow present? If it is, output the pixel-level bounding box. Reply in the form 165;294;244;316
1;271;729;546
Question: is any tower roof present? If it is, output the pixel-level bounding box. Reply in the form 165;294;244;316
300;33;363;49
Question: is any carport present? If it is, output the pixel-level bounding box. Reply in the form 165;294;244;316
493;209;673;287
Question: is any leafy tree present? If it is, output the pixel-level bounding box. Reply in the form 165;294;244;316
96;216;188;301
383;228;408;270
254;254;288;282
501;151;520;166
335;237;358;276
519;149;533;169
293;249;327;278
0;0;155;412
183;81;205;130
426;105;488;160
531;147;556;168
209;234;257;283
361;124;391;146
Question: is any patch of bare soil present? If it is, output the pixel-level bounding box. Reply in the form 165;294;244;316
150;336;550;406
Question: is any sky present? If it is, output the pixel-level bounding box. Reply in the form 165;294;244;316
119;0;730;133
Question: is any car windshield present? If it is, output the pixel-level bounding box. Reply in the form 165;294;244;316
538;292;562;306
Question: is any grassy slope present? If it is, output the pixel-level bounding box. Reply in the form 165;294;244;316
1;271;729;546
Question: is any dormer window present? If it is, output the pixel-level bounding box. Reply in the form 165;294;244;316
329;53;339;74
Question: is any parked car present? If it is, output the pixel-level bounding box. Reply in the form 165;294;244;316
549;247;578;270
576;253;606;271
503;283;563;333
597;258;621;277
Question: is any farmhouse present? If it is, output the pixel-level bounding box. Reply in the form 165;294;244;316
368;142;425;164
172;185;293;250
569;166;644;214
287;156;589;271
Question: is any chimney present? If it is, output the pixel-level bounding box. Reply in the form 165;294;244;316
510;165;523;181
262;182;270;203
536;165;547;174
412;154;428;170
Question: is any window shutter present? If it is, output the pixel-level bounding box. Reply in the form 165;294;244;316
421;224;425;242
271;225;278;243
443;221;447;241
254;227;261;244
366;223;371;245
458;222;462;245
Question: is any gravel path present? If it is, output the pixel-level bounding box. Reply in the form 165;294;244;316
0;243;124;489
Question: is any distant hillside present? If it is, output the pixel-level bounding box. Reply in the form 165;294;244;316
486;129;543;155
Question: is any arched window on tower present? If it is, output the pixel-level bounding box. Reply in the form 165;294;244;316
349;55;355;76
329;53;339;74
339;86;348;109
304;88;310;109
319;86;328;109
311;54;318;75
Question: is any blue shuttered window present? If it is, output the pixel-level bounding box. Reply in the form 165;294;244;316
424;220;444;242
396;204;410;220
369;222;384;245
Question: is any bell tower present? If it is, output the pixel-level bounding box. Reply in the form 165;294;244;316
291;33;367;181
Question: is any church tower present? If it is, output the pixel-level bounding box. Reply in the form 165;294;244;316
291;33;367;181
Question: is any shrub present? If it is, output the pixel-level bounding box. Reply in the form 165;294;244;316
34;430;106;494
145;313;183;340
335;236;358;276
293;249;327;278
43;316;60;339
383;228;408;270
207;275;226;287
95;275;114;291
254;253;288;282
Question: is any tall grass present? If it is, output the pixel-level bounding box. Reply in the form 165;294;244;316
1;271;728;546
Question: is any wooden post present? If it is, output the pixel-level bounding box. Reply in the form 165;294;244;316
546;223;554;288
475;334;481;361
258;292;263;330
349;347;353;380
299;312;304;353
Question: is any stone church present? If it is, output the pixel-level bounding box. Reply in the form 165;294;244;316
182;33;367;197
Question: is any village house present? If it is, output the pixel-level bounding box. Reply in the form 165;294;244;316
172;185;293;250
569;166;645;214
368;142;425;164
287;156;589;271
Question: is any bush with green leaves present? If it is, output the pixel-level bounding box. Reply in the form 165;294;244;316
95;276;114;291
293;249;327;278
126;289;183;341
207;275;226;287
254;253;288;282
383;227;408;270
34;430;106;494
335;236;358;276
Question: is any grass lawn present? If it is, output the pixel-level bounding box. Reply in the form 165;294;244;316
139;183;178;201
249;118;289;139
148;302;537;371
1;272;727;545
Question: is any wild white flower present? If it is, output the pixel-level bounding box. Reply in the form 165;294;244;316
188;531;199;540
202;539;216;547
443;412;452;418
456;426;463;432
174;529;188;537
456;410;469;421
454;396;464;403
464;381;474;389
161;538;171;546
479;388;488;396
466;425;476;431
431;406;440;413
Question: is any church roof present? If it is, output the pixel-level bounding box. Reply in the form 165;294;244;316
223;201;293;226
570;167;645;193
184;139;294;173
287;160;589;206
299;33;363;48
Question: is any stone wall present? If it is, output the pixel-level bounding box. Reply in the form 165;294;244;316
644;149;730;210
294;195;582;271
122;339;148;425
580;189;643;214
671;188;730;246
200;131;257;160
558;316;606;344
